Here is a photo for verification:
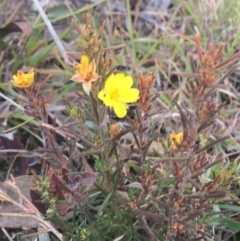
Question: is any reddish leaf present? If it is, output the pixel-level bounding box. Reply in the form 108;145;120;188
56;203;69;215
48;168;72;195
30;189;48;214
73;175;82;182
48;169;57;193
61;166;69;183
79;171;97;186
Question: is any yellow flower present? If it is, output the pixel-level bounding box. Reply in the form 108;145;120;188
98;73;139;118
71;55;99;95
11;69;34;88
170;131;184;150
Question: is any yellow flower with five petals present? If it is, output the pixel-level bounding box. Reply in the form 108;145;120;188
11;69;34;88
98;73;139;118
71;55;99;95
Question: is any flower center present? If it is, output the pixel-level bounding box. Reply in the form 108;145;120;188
17;75;27;84
109;88;119;100
78;64;92;81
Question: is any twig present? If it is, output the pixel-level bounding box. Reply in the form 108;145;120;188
0;92;24;111
0;177;63;241
1;228;14;241
31;0;72;65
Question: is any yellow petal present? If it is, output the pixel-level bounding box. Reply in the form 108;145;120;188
27;69;34;85
13;74;20;83
118;75;133;89
74;63;83;72
118;88;139;103
105;74;117;92
114;72;126;82
81;55;89;65
103;95;115;107
113;101;127;118
98;91;115;106
98;90;106;101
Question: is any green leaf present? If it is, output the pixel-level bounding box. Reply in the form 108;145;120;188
98;191;112;214
210;217;240;232
218;204;240;212
29;43;54;66
160;93;173;108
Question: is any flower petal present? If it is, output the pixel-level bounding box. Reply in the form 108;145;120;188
113;101;127;118
81;55;89;65
105;74;117;92
118;88;139;103
114;72;125;81
90;72;99;82
98;90;106;101
82;82;92;95
98;91;115;106
89;60;96;72
118;75;133;89
74;63;81;72
13;74;20;83
71;73;84;83
27;69;34;86
103;95;115;107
